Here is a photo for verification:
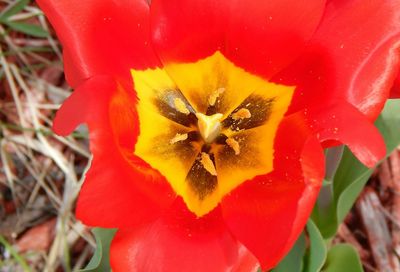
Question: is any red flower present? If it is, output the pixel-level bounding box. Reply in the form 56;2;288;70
391;72;400;98
38;0;400;270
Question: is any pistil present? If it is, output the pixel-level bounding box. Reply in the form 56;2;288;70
196;113;223;143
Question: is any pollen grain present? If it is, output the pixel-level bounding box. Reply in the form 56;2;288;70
226;138;240;155
232;108;251;120
208;87;226;106
170;133;189;144
174;98;190;115
200;152;217;176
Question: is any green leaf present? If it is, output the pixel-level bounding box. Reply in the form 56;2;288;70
312;99;400;238
311;181;336;237
0;235;31;271
322;244;363;272
375;99;400;152
81;228;117;272
324;146;344;182
4;22;48;38
272;232;306;272
334;158;372;224
303;220;327;272
0;0;30;21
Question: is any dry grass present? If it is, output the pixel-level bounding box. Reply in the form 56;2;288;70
334;151;400;272
0;1;94;271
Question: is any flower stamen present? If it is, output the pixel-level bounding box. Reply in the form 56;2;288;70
174;98;190;115
208;87;225;106
232;108;252;120
170;133;189;144
200;152;217;176
226;137;240;155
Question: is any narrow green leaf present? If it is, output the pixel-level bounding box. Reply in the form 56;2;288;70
311;182;336;237
322;244;363;272
334;160;372;223
0;235;31;271
324;146;344;182
303;220;327;272
0;0;30;21
81;228;117;272
4;22;48;38
272;232;306;272
375;99;400;152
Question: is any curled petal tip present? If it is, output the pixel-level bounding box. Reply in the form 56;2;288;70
351;142;386;168
307;103;386;169
52;93;87;136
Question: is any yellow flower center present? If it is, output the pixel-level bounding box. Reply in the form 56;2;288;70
131;51;295;216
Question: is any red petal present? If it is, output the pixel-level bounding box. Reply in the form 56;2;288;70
221;113;325;270
305;103;386;168
150;0;226;63
54;76;175;227
151;0;326;79
37;0;159;86
223;0;326;79
110;199;259;272
276;0;400;120
390;72;400;98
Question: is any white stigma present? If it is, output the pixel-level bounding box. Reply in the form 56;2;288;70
195;113;223;143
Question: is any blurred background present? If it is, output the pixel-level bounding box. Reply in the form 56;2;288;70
0;0;399;271
0;0;93;271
